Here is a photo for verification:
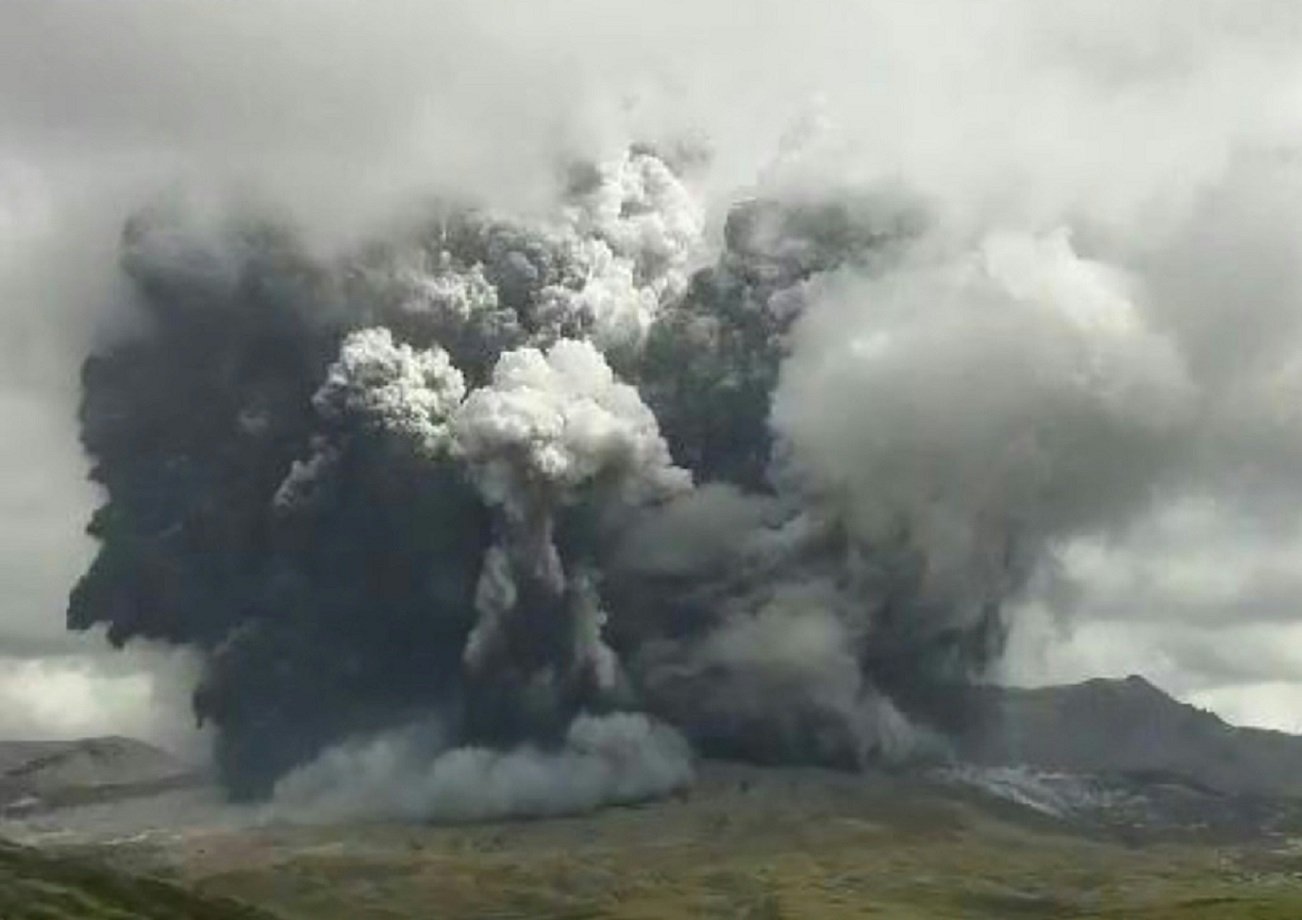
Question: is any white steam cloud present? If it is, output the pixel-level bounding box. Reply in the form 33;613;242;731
272;712;691;823
773;229;1195;640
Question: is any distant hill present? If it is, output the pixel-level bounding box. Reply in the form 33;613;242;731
952;676;1302;799
6;675;1302;822
0;737;200;814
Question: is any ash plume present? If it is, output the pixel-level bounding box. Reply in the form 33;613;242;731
62;142;1222;812
50;1;1302;818
70;151;961;804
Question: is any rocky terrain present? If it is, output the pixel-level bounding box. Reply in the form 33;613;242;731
953;676;1302;799
6;678;1302;918
932;676;1302;838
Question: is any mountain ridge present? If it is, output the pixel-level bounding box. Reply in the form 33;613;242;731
0;736;200;815
951;674;1302;799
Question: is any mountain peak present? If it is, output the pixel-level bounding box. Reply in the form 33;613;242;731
955;676;1302;798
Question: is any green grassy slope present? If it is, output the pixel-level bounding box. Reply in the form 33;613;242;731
0;839;279;920
187;819;1302;919
78;767;1302;920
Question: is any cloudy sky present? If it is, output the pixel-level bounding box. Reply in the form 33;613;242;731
5;0;1302;751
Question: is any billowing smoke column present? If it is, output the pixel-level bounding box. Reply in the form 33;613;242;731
69;145;1195;815
454;338;691;742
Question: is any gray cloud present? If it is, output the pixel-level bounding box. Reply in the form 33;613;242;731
6;0;1302;756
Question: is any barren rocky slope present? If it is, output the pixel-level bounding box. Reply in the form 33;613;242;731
0;736;200;815
950;676;1302;798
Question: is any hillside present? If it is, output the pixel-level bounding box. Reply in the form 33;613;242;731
9;680;1302;917
0;737;200;814
19;762;1302;920
952;676;1302;798
0;838;277;920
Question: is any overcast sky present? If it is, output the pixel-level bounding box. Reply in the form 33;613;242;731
6;0;1302;750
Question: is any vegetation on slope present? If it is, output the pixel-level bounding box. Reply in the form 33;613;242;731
0;839;279;920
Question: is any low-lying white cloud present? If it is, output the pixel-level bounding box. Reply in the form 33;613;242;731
0;644;209;760
272;712;692;823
